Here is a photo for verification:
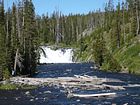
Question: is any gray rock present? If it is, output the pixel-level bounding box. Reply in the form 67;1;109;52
30;99;34;102
44;91;51;94
25;91;30;95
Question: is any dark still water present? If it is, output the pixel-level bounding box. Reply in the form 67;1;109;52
0;63;140;105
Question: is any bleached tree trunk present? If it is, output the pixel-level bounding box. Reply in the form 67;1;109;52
122;3;126;43
13;49;19;75
17;7;21;40
6;12;9;56
55;10;60;44
22;0;25;45
136;1;140;36
13;3;20;75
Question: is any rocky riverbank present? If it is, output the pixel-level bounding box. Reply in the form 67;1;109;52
10;75;124;88
9;75;126;98
0;63;140;105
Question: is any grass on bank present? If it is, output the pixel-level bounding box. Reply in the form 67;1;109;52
0;82;37;90
0;83;17;90
114;40;140;74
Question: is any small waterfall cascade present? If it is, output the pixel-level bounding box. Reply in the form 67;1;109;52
39;46;74;63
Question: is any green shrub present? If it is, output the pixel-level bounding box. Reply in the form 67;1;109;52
0;84;17;90
114;41;140;74
3;68;10;80
102;52;121;72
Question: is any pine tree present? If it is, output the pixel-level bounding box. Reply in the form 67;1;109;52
116;1;121;48
122;1;126;43
22;0;38;76
108;0;114;31
93;29;106;66
12;1;22;76
136;0;140;36
5;8;13;75
10;3;20;76
0;0;6;80
128;0;137;36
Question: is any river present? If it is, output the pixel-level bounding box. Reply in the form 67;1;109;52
0;63;140;105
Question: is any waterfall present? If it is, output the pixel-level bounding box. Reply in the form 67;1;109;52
39;46;74;63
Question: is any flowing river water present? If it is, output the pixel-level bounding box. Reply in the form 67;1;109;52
0;63;140;105
0;47;140;105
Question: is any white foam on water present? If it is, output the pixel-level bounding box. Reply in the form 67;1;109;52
39;46;74;63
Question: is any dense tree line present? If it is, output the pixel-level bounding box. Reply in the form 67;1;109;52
0;0;39;80
100;0;140;67
36;10;103;45
0;0;105;80
36;0;139;73
74;0;140;73
0;0;139;79
25;0;140;73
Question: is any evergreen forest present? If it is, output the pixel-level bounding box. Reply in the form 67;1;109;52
0;0;140;80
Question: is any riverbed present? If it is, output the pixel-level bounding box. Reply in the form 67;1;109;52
0;63;140;105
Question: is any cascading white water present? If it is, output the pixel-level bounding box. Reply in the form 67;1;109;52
39;46;74;63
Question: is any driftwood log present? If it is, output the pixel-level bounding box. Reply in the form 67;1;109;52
69;92;116;98
9;75;128;98
10;75;125;91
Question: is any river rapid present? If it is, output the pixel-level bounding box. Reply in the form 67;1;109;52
0;47;140;105
0;63;140;105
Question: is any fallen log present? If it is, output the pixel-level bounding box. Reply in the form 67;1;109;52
10;77;125;90
70;92;116;98
61;83;125;90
